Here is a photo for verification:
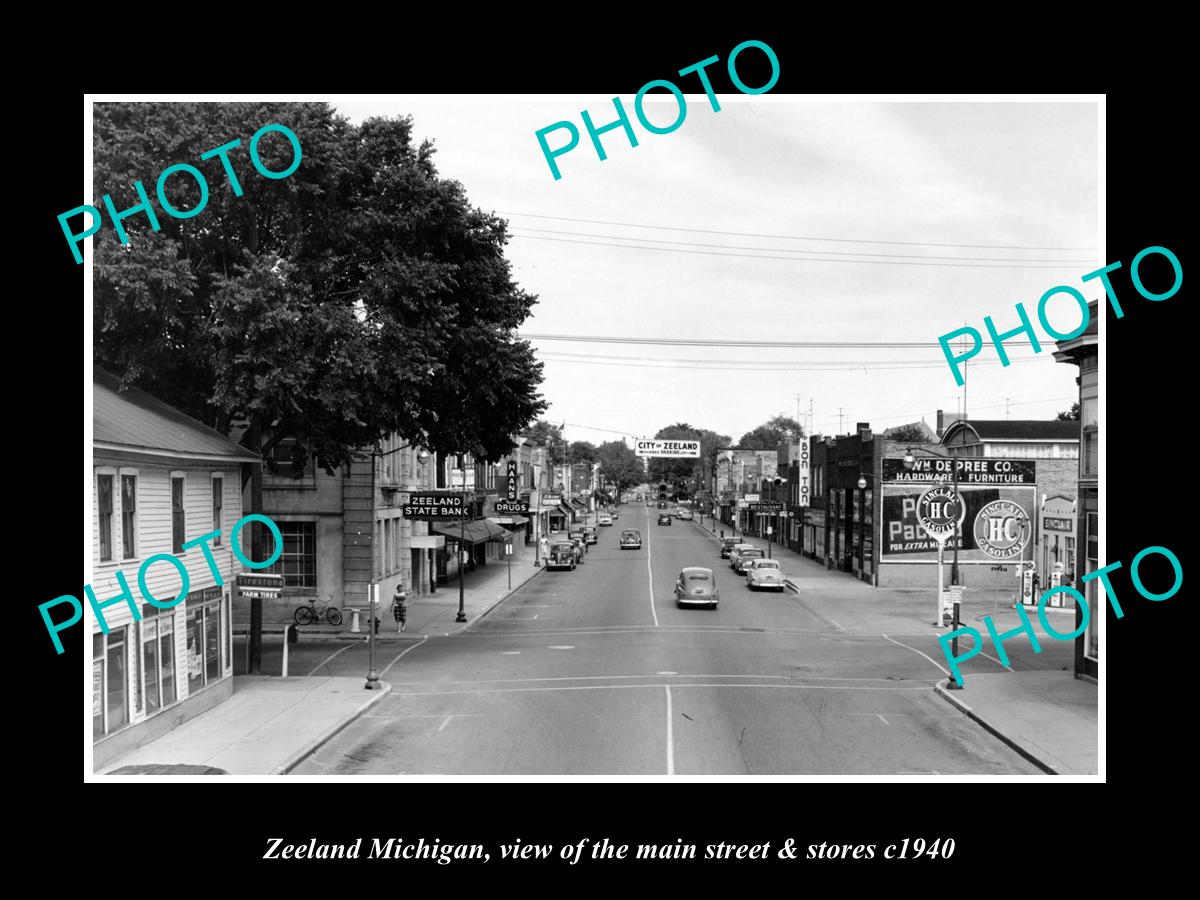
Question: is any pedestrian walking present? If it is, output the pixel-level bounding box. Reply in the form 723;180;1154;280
391;584;408;633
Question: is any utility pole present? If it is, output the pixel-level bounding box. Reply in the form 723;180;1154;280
838;408;844;435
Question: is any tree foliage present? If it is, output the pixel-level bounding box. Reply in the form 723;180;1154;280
566;441;599;464
1056;402;1081;422
647;423;704;486
736;415;804;450
522;420;564;449
93;101;545;472
884;424;933;443
596;441;643;492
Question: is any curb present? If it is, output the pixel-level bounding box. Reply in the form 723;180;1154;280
276;680;393;775
932;682;1058;775
450;559;548;634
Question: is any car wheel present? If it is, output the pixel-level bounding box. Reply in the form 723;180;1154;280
710;603;717;610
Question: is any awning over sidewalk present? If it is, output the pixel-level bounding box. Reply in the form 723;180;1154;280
556;501;573;516
431;518;509;544
488;515;529;527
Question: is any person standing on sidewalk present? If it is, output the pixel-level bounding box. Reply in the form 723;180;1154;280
391;583;408;633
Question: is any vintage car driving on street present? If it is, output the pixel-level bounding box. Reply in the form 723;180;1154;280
583;525;598;545
657;513;672;526
746;558;785;591
598;513;613;526
729;544;765;573
719;536;741;558
674;567;720;609
619;528;642;549
547;541;578;570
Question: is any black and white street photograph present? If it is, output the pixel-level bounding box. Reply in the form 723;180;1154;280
74;89;1118;781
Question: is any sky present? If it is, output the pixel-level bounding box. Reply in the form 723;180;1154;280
333;95;1098;448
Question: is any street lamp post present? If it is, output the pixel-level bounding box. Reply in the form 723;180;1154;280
458;455;468;624
366;443;429;691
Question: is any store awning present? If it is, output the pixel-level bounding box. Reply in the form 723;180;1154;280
569;497;585;508
556;501;573;516
431;518;509;544
489;515;529;527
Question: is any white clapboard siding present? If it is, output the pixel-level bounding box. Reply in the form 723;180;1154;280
90;461;244;632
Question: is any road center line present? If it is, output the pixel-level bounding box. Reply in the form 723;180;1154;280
665;685;675;776
646;511;659;627
379;635;430;678
881;633;950;677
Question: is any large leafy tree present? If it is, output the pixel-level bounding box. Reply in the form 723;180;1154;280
566;441;598;464
737;415;804;449
522;420;564;448
93;101;545;474
595;440;643;493
647;423;704;487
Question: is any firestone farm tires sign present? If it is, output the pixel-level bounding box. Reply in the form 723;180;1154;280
635;440;700;458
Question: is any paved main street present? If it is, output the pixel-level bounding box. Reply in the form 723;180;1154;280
281;504;1058;775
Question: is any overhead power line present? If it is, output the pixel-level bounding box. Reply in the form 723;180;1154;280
523;334;1038;348
499;211;1097;252
512;233;1082;269
511;227;1094;265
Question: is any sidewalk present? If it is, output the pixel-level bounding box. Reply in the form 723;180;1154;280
101;676;391;775
688;519;1078;635
935;672;1098;775
235;541;545;642
688;519;1098;776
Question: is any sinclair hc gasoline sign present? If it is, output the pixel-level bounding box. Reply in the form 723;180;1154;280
973;499;1032;560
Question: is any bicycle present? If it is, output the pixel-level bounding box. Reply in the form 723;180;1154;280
294;595;343;627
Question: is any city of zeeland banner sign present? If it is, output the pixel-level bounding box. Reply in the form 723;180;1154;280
399;491;467;519
635;439;700;458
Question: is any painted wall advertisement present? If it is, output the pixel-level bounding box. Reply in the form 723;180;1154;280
880;459;1036;562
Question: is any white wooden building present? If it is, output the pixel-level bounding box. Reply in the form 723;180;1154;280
92;369;258;770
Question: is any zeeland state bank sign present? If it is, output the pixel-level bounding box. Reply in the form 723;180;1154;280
635;440;700;458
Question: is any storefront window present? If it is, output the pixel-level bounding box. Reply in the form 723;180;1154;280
93;628;128;741
206;604;221;682
1085;511;1098;660
93;634;104;740
186;590;224;695
141;612;177;715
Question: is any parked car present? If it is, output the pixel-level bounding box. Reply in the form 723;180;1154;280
719;536;741;558
728;543;755;569
732;547;766;574
611;510;619;519
677;509;694;521
547;541;578;570
657;513;672;526
583;525;598;545
570;537;586;562
568;529;587;551
746;558;785;591
619;528;642;549
598;514;613;526
674;567;719;609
